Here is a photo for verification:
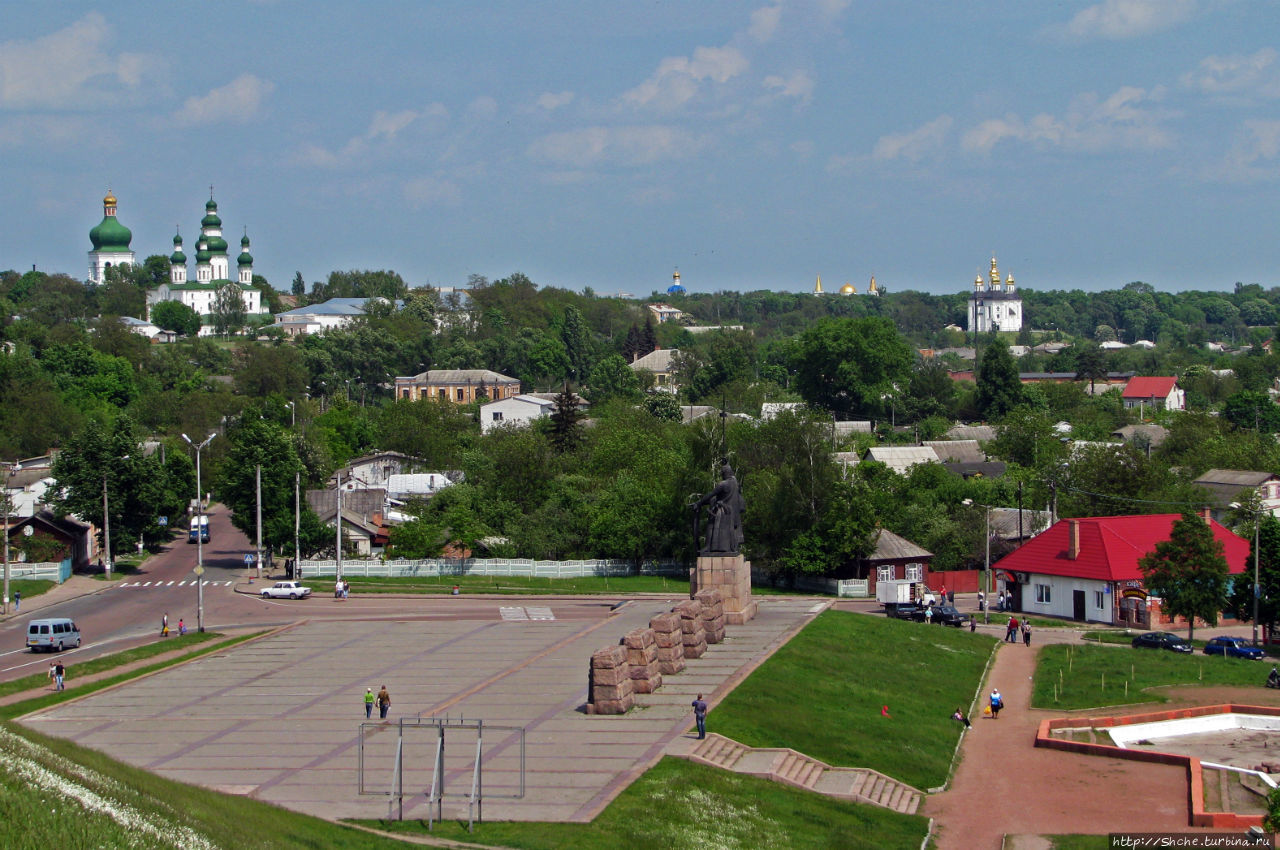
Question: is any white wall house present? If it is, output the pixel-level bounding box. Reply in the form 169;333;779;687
481;394;558;434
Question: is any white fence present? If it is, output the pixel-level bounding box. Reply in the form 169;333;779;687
298;558;688;580
8;561;69;583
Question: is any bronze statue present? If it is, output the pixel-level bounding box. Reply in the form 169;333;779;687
693;463;745;555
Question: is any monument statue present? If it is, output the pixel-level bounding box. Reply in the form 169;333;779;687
692;463;745;555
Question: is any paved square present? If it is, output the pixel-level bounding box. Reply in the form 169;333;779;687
20;597;819;822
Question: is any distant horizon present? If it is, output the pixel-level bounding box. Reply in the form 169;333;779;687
7;4;1279;299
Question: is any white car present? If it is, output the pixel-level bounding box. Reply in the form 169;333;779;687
260;581;312;600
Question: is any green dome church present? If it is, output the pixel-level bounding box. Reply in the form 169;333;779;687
87;192;136;284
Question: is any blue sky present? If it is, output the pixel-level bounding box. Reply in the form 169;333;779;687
4;1;1279;296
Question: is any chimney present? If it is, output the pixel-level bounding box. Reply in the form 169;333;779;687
1199;507;1212;524
1067;519;1080;560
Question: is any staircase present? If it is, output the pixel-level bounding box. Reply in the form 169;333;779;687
683;734;922;815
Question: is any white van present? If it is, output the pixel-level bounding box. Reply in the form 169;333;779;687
27;618;81;652
188;515;210;543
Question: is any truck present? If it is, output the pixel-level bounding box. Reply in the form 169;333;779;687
188;515;209;544
878;579;922;617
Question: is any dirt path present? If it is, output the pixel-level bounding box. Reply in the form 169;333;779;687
927;627;1197;849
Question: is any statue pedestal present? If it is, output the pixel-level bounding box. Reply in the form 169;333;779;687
691;554;757;625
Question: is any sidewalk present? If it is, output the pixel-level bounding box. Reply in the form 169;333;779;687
0;573;110;622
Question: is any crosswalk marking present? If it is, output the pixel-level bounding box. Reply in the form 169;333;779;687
500;606;555;621
117;580;234;589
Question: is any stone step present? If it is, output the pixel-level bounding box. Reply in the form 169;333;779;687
791;759;821;789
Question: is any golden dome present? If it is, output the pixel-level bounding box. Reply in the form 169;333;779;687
814;275;824;294
868;275;878;292
840;281;856;295
1006;273;1015;287
974;274;983;289
103;191;117;206
989;256;1001;285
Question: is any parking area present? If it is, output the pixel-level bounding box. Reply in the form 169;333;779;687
18;596;820;823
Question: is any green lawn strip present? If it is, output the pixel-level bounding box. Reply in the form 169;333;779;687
0;721;408;850
1048;836;1111;849
1032;643;1268;710
360;756;928;850
0;632;262;720
980;612;1068;629
0;631;222;702
8;578;55;600
332;574;812;596
711;609;995;791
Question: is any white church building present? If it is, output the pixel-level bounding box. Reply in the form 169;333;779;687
967;256;1023;334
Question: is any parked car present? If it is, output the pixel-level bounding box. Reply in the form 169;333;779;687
915;605;970;627
260;581;311;600
885;604;922;621
1202;636;1265;660
1131;631;1192;653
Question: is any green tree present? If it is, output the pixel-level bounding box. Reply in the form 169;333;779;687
218;418;303;556
561;305;592;381
1073;342;1107;394
548;384;585;453
1138;511;1231;641
212;281;248;336
1227;513;1280;639
642;391;682;422
1223;390;1280;433
291;271;306;297
974;339;1023;419
791;317;914;418
587;354;641;403
151;300;202;337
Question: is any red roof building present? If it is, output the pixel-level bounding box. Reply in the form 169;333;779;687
990;514;1247;626
1121;376;1185;411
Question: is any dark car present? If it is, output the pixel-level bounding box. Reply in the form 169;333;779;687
911;605;969;627
1202;636;1265;660
1131;631;1193;653
886;604;922;621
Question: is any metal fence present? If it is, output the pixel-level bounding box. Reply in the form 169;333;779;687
299;557;687;580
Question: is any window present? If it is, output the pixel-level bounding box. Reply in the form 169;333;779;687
904;564;923;581
492;412;503;422
877;566;894;582
1035;584;1051;604
1094;590;1104;609
456;388;465;401
401;389;410;399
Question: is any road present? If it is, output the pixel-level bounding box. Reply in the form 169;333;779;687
0;504;615;683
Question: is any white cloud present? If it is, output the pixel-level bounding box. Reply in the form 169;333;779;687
1064;0;1194;40
762;70;814;104
173;74;274;125
1182;49;1280;98
466;96;498;120
1211;119;1280;182
0;12;153;109
873;116;954;161
290;143;339;168
528;125;702;167
622;46;749;110
0;114;95;149
748;5;783;43
404;175;462;207
536;91;575;110
366;109;417;140
962;86;1173;154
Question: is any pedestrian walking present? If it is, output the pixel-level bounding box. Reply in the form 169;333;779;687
1022;619;1032;647
1005;616;1019;642
13;590;19;612
343;581;350;600
969;616;977;633
53;661;65;692
178;618;186;636
924;606;933;624
161;612;169;637
951;707;971;728
335;579;343;600
376;685;391;719
977;590;985;612
47;662;56;688
364;687;375;719
989;688;1003;719
692;693;709;739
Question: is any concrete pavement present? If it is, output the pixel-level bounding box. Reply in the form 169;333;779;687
19;595;825;823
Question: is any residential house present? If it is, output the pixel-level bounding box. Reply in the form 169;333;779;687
305;489;387;557
6;511;94;580
989;513;1248;625
647;303;686;324
1192;469;1280;521
858;446;941;476
480;392;586;434
837;529;933;592
271;297;402;336
1121;376;1185;412
630;348;679;392
394;369;521;403
1111;424;1169;450
329;452;423;490
944;424;996;442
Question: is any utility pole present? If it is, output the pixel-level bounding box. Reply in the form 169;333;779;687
182;433;216;632
294;470;301;579
255;464;263;580
1;462;15;614
336;470;344;582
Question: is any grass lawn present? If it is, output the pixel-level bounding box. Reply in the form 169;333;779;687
8;578;55;602
364;757;928;850
712;609;995;791
0;631;222;703
1046;836;1110;849
1032;642;1269;710
0;632;259;721
337;574;819;597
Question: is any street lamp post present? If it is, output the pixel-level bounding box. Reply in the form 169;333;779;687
1231;502;1264;648
285;401;295;428
963;499;993;624
1;461;17;614
101;454;128;579
182;433;217;632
